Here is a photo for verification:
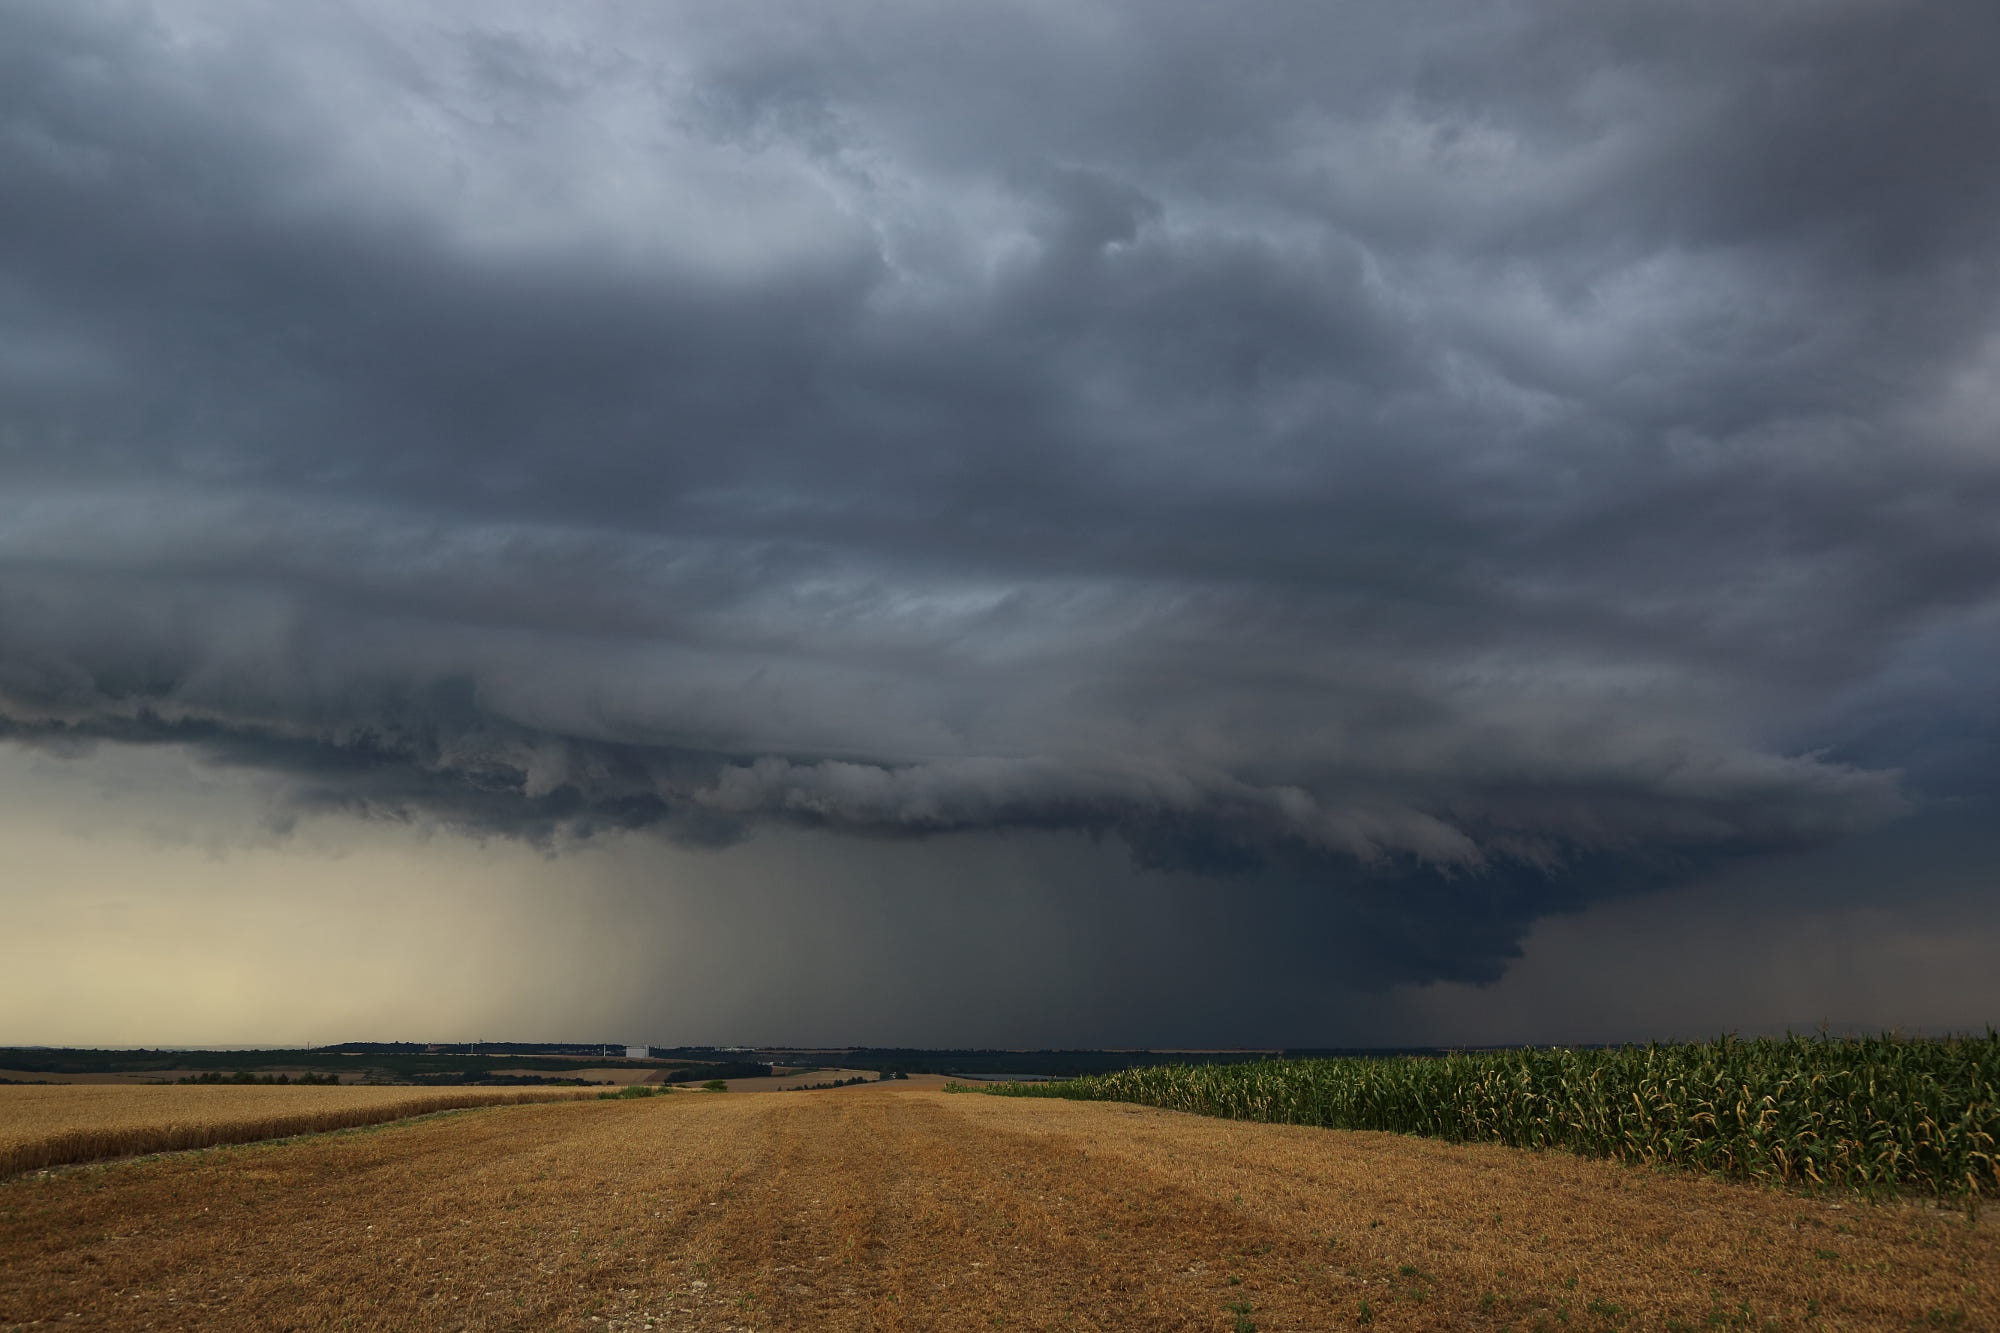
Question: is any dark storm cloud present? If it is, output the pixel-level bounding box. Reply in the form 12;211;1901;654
3;0;1997;989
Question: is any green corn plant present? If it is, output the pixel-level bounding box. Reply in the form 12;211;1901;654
984;1033;2000;1199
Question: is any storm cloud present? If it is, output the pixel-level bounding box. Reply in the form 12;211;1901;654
3;0;1997;1010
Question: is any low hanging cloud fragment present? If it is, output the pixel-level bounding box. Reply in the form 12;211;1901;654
0;617;1908;880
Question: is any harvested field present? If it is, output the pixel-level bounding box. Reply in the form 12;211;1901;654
732;1068;921;1092
0;1084;594;1178
0;1069;228;1086
2;1088;1994;1330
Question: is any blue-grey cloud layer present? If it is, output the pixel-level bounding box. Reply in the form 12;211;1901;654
3;0;1996;1000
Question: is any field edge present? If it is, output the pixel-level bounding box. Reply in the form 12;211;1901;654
0;1088;597;1179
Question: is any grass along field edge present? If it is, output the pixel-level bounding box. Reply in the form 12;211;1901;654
972;1032;2000;1202
0;1087;598;1178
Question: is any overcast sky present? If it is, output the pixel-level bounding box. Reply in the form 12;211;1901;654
3;0;1997;1048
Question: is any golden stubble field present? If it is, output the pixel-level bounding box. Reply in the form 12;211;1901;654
2;1085;1995;1331
0;1083;595;1179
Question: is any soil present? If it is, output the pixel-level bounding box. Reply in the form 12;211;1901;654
2;1086;1993;1330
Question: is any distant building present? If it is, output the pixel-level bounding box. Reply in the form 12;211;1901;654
626;1045;649;1060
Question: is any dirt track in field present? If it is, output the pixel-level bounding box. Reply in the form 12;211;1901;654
2;1086;1994;1331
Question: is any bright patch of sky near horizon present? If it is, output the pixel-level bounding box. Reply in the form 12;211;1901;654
6;743;1997;1048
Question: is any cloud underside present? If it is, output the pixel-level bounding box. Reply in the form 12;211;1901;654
2;0;1997;990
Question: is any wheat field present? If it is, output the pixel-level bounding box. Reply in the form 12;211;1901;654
0;1083;595;1178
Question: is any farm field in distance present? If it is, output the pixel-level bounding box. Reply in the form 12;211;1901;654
0;1044;1291;1088
0;1044;771;1089
3;1082;1995;1331
0;1084;598;1180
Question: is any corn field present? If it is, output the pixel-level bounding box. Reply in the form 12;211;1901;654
984;1034;2000;1197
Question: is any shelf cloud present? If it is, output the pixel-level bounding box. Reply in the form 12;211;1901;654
2;0;1996;1027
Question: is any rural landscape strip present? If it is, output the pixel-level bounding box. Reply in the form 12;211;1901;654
2;1087;1993;1329
0;1087;597;1179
